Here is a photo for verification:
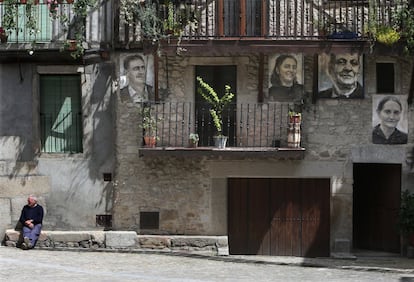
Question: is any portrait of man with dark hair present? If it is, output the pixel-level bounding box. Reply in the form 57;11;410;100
318;53;364;99
120;54;154;103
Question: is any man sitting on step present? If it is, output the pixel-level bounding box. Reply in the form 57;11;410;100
18;195;44;250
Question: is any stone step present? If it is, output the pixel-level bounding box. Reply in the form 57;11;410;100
3;229;229;255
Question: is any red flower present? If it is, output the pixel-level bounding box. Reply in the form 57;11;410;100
0;27;5;35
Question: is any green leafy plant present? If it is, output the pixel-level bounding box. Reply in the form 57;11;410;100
139;106;161;137
2;0;18;36
375;26;400;45
120;0;198;55
366;0;401;49
25;0;39;37
394;5;414;55
189;133;199;144
63;0;96;58
399;190;414;235
196;76;234;137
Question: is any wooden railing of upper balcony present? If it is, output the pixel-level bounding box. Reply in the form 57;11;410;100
138;102;297;148
118;0;407;45
0;0;111;47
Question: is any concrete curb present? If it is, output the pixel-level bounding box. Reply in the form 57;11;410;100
26;247;414;275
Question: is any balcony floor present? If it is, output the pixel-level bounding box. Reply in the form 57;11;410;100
138;146;305;159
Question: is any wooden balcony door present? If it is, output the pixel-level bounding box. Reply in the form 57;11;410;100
195;65;237;147
217;0;267;37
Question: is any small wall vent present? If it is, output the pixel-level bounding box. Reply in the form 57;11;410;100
140;211;159;229
96;214;112;230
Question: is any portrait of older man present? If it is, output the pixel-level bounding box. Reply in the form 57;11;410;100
120;54;154;103
318;53;364;99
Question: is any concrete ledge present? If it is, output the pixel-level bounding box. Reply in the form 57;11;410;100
3;229;228;255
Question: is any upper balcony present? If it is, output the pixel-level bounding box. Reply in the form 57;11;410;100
0;0;408;58
0;0;111;60
117;0;409;55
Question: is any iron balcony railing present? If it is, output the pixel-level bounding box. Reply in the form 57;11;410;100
119;0;407;43
0;0;111;45
139;102;299;148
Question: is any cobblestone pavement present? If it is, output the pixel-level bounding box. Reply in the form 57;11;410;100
1;247;414;282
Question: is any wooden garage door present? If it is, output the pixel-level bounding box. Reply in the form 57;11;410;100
228;178;330;257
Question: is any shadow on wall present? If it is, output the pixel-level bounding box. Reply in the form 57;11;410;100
88;62;116;215
0;136;25;161
0;136;38;182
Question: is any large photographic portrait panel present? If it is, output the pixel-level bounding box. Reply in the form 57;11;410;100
372;95;408;144
318;53;364;99
119;53;154;103
267;53;304;103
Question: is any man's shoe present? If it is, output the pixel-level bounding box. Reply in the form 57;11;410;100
23;237;32;249
21;242;28;250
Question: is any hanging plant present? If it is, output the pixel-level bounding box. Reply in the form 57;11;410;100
376;26;401;45
25;0;39;37
394;5;414;55
61;0;97;58
2;0;18;36
47;0;60;19
120;0;198;55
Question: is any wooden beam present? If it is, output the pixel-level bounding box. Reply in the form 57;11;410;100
217;0;224;37
408;60;414;105
240;0;246;36
261;0;267;37
312;54;318;104
154;52;159;101
258;53;264;103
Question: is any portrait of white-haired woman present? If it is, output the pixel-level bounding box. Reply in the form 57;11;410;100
372;95;408;144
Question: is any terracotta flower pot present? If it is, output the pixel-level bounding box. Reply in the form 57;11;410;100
0;35;8;43
144;136;156;148
289;114;301;124
188;140;198;148
66;40;77;51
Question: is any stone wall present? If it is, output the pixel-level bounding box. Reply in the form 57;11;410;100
0;62;115;239
113;51;414;255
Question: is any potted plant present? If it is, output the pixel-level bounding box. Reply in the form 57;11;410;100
196;76;234;149
288;111;301;124
287;110;301;148
0;27;8;43
375;25;401;45
399;190;414;248
139;107;159;148
313;18;333;38
188;133;199;148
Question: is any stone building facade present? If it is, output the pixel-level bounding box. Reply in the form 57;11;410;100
1;0;413;258
112;51;414;256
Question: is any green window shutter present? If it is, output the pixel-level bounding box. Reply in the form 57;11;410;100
40;75;82;153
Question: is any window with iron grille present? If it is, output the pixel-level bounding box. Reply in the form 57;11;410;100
40;75;83;153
